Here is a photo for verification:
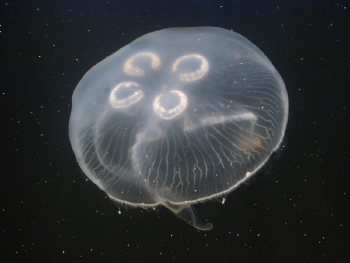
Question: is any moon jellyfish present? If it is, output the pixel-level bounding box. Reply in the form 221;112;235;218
69;27;288;231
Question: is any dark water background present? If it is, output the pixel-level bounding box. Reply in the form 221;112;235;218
2;0;349;262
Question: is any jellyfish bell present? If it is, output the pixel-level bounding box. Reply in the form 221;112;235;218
69;27;288;231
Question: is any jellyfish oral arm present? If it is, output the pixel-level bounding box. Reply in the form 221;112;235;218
162;201;213;231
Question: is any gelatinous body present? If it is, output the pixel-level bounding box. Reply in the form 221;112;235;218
69;27;288;230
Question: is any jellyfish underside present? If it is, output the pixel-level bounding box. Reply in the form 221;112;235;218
129;109;257;231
